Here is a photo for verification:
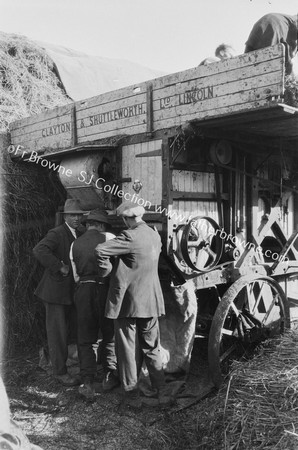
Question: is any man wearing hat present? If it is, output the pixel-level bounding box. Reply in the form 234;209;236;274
95;200;167;408
70;209;119;401
33;199;85;386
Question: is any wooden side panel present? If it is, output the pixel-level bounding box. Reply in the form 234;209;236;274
76;91;147;142
171;170;219;224
10;104;73;152
172;170;216;192
10;45;285;155
10;88;148;153
121;140;162;206
152;47;284;130
172;199;219;224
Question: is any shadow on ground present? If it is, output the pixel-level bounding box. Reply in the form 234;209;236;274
3;339;214;450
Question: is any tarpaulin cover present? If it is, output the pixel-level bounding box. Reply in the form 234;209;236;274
36;41;164;101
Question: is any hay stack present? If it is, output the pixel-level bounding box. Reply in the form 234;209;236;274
198;331;298;449
284;75;298;107
2;148;66;354
0;30;69;132
0;31;70;354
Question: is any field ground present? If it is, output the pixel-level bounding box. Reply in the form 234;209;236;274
3;340;215;450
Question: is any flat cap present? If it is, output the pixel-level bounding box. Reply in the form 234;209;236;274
116;200;145;218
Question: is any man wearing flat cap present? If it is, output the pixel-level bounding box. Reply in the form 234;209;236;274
70;209;119;401
95;200;168;408
33;199;85;386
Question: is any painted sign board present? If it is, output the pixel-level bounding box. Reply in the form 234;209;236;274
10;45;285;155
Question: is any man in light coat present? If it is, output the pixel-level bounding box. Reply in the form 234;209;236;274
95;200;167;408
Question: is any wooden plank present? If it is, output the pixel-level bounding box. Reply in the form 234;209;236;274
70;105;77;146
76;124;145;144
11;132;71;154
135;149;162;157
146;83;153;134
195;102;297;129
10;102;73;130
75;82;148;111
11;82;281;148
232;117;298;137
271;232;298;274
76;93;147;123
10;111;72;139
152;71;282;117
11;124;145;153
12;96;146;142
172;170;216;194
172;191;228;200
152;44;284;89
76;65;282;141
152;82;282;130
152;62;282;104
172;199;219;224
11;82;148;131
121;140;162;206
10;89;146;142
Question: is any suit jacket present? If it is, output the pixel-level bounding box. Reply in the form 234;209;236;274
33;223;76;304
72;229;109;280
95;221;165;319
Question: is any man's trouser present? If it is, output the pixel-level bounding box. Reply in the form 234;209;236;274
74;282;116;381
115;317;166;392
44;302;76;376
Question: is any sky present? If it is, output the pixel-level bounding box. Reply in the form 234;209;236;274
0;0;297;74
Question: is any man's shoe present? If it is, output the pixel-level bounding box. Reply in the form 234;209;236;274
102;371;120;392
55;373;81;387
78;383;95;402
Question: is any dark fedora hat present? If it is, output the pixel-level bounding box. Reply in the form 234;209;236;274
63;199;86;214
84;208;110;224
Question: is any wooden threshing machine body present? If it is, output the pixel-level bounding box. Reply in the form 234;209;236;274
10;44;298;385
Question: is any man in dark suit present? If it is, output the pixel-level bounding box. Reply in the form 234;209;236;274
95;200;168;408
33;199;85;386
70;209;118;402
245;13;298;75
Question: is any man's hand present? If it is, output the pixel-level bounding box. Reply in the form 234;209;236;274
59;261;69;277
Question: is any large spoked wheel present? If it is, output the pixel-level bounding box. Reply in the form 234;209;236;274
208;275;290;388
180;216;223;272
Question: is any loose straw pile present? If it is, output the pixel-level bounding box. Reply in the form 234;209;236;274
0;31;70;353
201;331;298;449
0;30;70;132
284;75;298;107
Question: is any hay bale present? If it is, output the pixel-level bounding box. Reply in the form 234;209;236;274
1;137;66;354
198;331;298;449
0;30;70;132
0;31;70;354
284;75;298;107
